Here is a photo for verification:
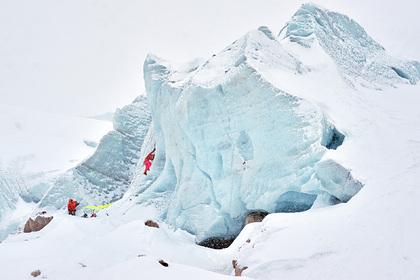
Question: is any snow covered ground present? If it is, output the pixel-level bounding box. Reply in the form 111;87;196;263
0;204;244;279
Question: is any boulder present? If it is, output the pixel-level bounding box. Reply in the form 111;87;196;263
144;220;159;228
158;259;169;267
198;237;236;249
232;260;248;276
30;270;41;277
24;216;53;233
244;211;268;225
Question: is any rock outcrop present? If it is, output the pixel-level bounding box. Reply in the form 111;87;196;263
23;216;53;233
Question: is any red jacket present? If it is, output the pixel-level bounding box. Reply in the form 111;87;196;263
68;199;78;211
144;149;156;164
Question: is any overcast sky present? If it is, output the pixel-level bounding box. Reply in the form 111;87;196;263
1;0;419;116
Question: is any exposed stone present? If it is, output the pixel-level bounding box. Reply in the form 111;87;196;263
158;259;169;267
24;216;53;233
232;260;248;276
244;210;269;225
144;220;159;228
198;237;235;249
30;270;41;277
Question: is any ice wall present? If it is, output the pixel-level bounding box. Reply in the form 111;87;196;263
137;28;363;241
41;96;151;209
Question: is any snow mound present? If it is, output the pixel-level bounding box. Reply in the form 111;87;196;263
279;3;420;87
134;27;362;241
41;96;151;209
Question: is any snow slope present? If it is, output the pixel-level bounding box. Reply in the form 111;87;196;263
0;204;245;279
0;104;112;240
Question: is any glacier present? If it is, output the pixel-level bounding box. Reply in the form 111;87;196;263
15;2;419;243
125;4;419;242
40;95;151;209
131;27;366;241
1;3;420;279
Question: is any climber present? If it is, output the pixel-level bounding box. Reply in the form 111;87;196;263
143;148;156;175
67;199;79;216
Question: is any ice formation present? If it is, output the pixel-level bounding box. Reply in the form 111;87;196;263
128;4;420;241
279;3;420;87
41;96;151;209
33;4;420;242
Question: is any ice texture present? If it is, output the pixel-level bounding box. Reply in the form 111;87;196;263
135;28;363;241
41;96;151;208
279;3;420;87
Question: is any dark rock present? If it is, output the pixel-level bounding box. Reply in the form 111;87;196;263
30;270;41;277
232;260;248;276
158;259;169;267
198;237;236;249
144;220;159;228
244;210;269;225
24;216;53;233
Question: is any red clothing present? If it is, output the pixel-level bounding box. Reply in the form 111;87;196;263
68;199;77;211
144;160;152;173
143;149;156;175
145;150;155;162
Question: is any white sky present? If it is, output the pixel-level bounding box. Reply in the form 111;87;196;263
1;0;419;116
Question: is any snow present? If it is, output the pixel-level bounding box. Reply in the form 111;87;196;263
40;95;151;209
0;104;112;240
1;3;420;280
0;104;112;177
0;204;245;279
279;3;420;87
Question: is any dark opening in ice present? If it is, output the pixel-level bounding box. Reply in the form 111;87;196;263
323;127;345;150
391;66;410;80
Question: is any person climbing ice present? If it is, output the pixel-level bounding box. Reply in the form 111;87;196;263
143;147;156;175
67;198;80;215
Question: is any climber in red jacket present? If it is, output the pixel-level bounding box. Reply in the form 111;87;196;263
67;199;79;215
143;148;156;175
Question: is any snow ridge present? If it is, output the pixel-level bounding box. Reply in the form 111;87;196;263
279;3;420;87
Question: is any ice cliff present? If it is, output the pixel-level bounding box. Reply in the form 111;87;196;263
41;96;151;208
279;3;420;87
129;4;419;241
